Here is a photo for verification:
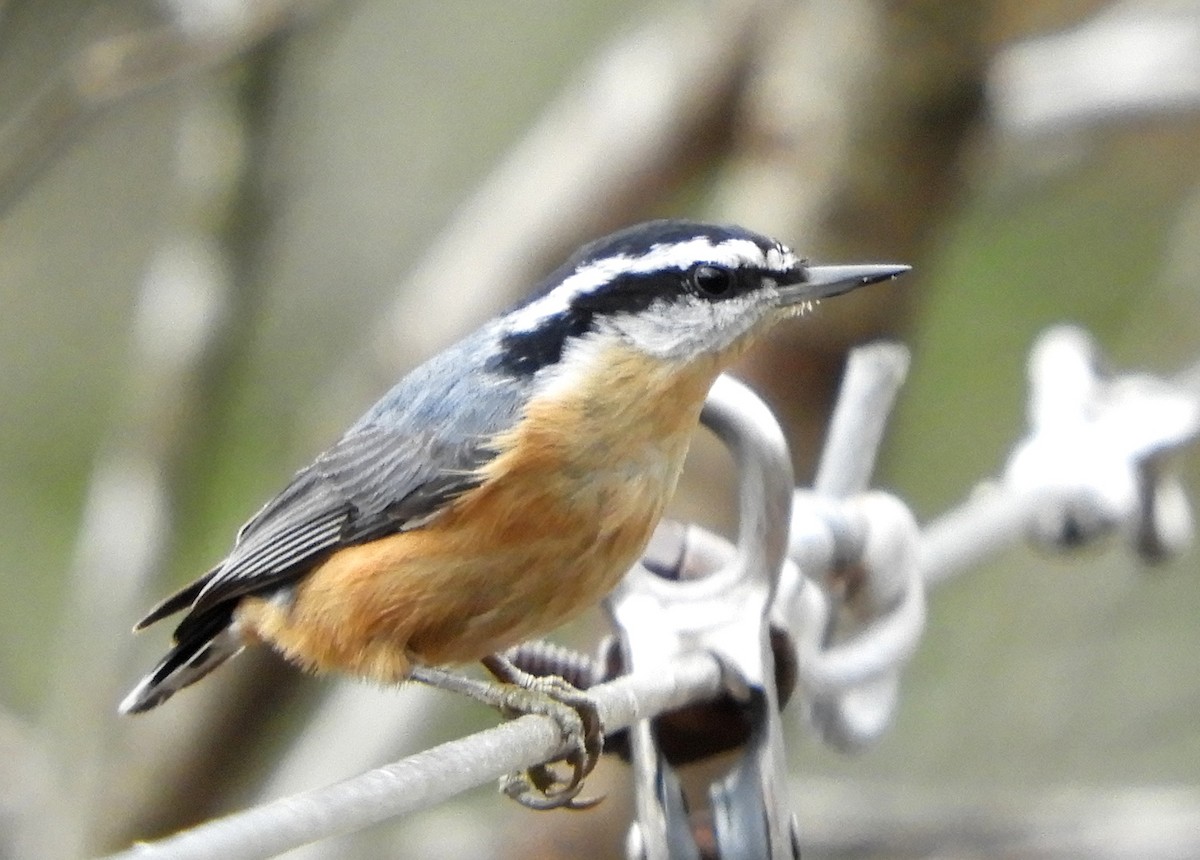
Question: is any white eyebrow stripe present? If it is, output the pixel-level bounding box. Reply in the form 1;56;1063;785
505;237;797;333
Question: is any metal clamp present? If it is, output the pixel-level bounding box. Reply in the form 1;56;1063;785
605;374;799;860
780;489;924;750
1005;325;1197;559
775;343;926;752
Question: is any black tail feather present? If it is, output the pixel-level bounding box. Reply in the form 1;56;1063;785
120;606;242;714
133;565;220;631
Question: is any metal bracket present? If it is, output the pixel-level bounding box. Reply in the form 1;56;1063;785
605;374;799;860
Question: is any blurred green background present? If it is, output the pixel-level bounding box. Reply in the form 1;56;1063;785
1;1;1198;857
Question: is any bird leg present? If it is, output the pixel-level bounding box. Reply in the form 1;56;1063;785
408;655;603;810
482;652;604;810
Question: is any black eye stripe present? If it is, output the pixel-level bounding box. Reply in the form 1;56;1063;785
493;259;768;378
491;309;591;377
492;270;677;378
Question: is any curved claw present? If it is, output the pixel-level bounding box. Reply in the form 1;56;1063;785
408;659;605;810
487;657;606;811
500;764;604;811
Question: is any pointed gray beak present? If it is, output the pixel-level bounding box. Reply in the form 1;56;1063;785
778;263;910;304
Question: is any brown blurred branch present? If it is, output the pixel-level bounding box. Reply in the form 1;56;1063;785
714;1;992;469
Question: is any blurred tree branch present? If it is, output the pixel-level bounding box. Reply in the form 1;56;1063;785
714;0;992;468
0;0;330;215
991;0;1200;135
97;40;320;854
35;68;249;860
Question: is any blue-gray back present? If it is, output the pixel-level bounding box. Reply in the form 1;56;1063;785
183;326;530;615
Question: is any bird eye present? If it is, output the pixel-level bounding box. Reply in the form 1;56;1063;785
691;265;734;297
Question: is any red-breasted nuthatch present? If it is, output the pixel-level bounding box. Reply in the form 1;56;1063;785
121;219;906;805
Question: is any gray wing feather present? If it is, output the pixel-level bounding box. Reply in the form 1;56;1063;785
187;426;496;614
313;425;494;532
178;341;528;617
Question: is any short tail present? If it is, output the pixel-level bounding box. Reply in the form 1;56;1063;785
119;608;244;715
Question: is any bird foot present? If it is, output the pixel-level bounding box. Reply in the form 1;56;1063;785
408;657;604;810
483;654;604;811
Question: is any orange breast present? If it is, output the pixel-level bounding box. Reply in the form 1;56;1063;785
237;343;725;683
